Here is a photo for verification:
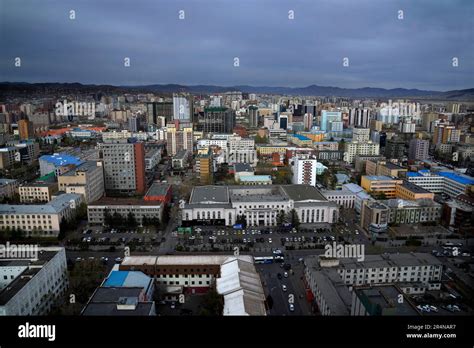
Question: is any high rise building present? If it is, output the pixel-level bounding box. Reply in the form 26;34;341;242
197;151;213;185
128;116;140;132
433;123;461;144
399;120;416;133
147;101;173;126
408;139;429;161
248;106;259;128
384;139;406;160
344;141;380;163
303;113;313;130
197;107;235;134
18;119;34;140
349;108;371;128
166;123;193;156
292;158;317;187
172;94;193;121
101;139;146;195
422;112;439;132
320;111;342;131
352;128;371;142
369;119;383;132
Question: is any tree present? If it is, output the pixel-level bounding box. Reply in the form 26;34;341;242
103;208;113;227
254;134;268;144
266;295;274;310
126;212;137;228
199;290;224;316
277;210;286;225
236;214;247;228
112;212;123;228
288;209;300;229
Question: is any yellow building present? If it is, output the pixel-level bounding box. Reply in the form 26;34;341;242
361;175;403;198
256;145;287;156
197;153;213;185
365;159;407;178
395;180;434;201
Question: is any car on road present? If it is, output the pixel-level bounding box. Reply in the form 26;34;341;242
289;304;295;312
284;272;288;278
114;257;123;263
282;285;287;292
170;302;176;309
268;238;272;243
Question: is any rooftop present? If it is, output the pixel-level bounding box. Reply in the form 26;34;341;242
438;171;474;185
39;153;83;167
60;161;100;176
291;134;311;141
233;163;253;173
239;175;272;182
400;180;432;194
281;185;327;202
145;182;171;197
364;175;397;181
88;197;162;206
0;193;81;215
354;285;418;315
189;186;229;204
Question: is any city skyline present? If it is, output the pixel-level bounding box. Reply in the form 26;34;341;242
1;0;473;91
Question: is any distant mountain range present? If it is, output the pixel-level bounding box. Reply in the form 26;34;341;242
1;82;474;101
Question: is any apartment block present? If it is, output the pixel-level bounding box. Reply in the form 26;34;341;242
58;161;105;203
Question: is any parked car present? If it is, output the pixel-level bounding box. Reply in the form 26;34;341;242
289;304;295;312
282;285;287;292
284;272;288;278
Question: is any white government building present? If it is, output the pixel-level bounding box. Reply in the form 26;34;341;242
181;185;339;227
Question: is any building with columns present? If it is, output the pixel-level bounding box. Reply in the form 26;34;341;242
181;185;339;227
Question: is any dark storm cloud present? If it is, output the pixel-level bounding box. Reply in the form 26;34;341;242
1;0;473;90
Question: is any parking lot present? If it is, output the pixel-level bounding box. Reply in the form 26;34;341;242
172;224;353;253
66;225;164;252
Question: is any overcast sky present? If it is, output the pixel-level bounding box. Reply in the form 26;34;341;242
1;0;473;91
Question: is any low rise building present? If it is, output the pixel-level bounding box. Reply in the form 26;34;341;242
384;199;442;224
144;183;172;205
58;161;105;203
39;153;83;177
395;181;434;201
361;175;403;198
0;179;19;200
181;185;339;227
0;193;83;237
406;170;474;197
322;189;356;209
87;198;163;226
304;253;442;316
361;201;390;234
119;255;266;316
82;269;156;316
0;247;68;315
19;181;58;203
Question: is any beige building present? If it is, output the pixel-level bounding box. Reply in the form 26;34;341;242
0;194;83;237
19;182;58;203
58;161;104;203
